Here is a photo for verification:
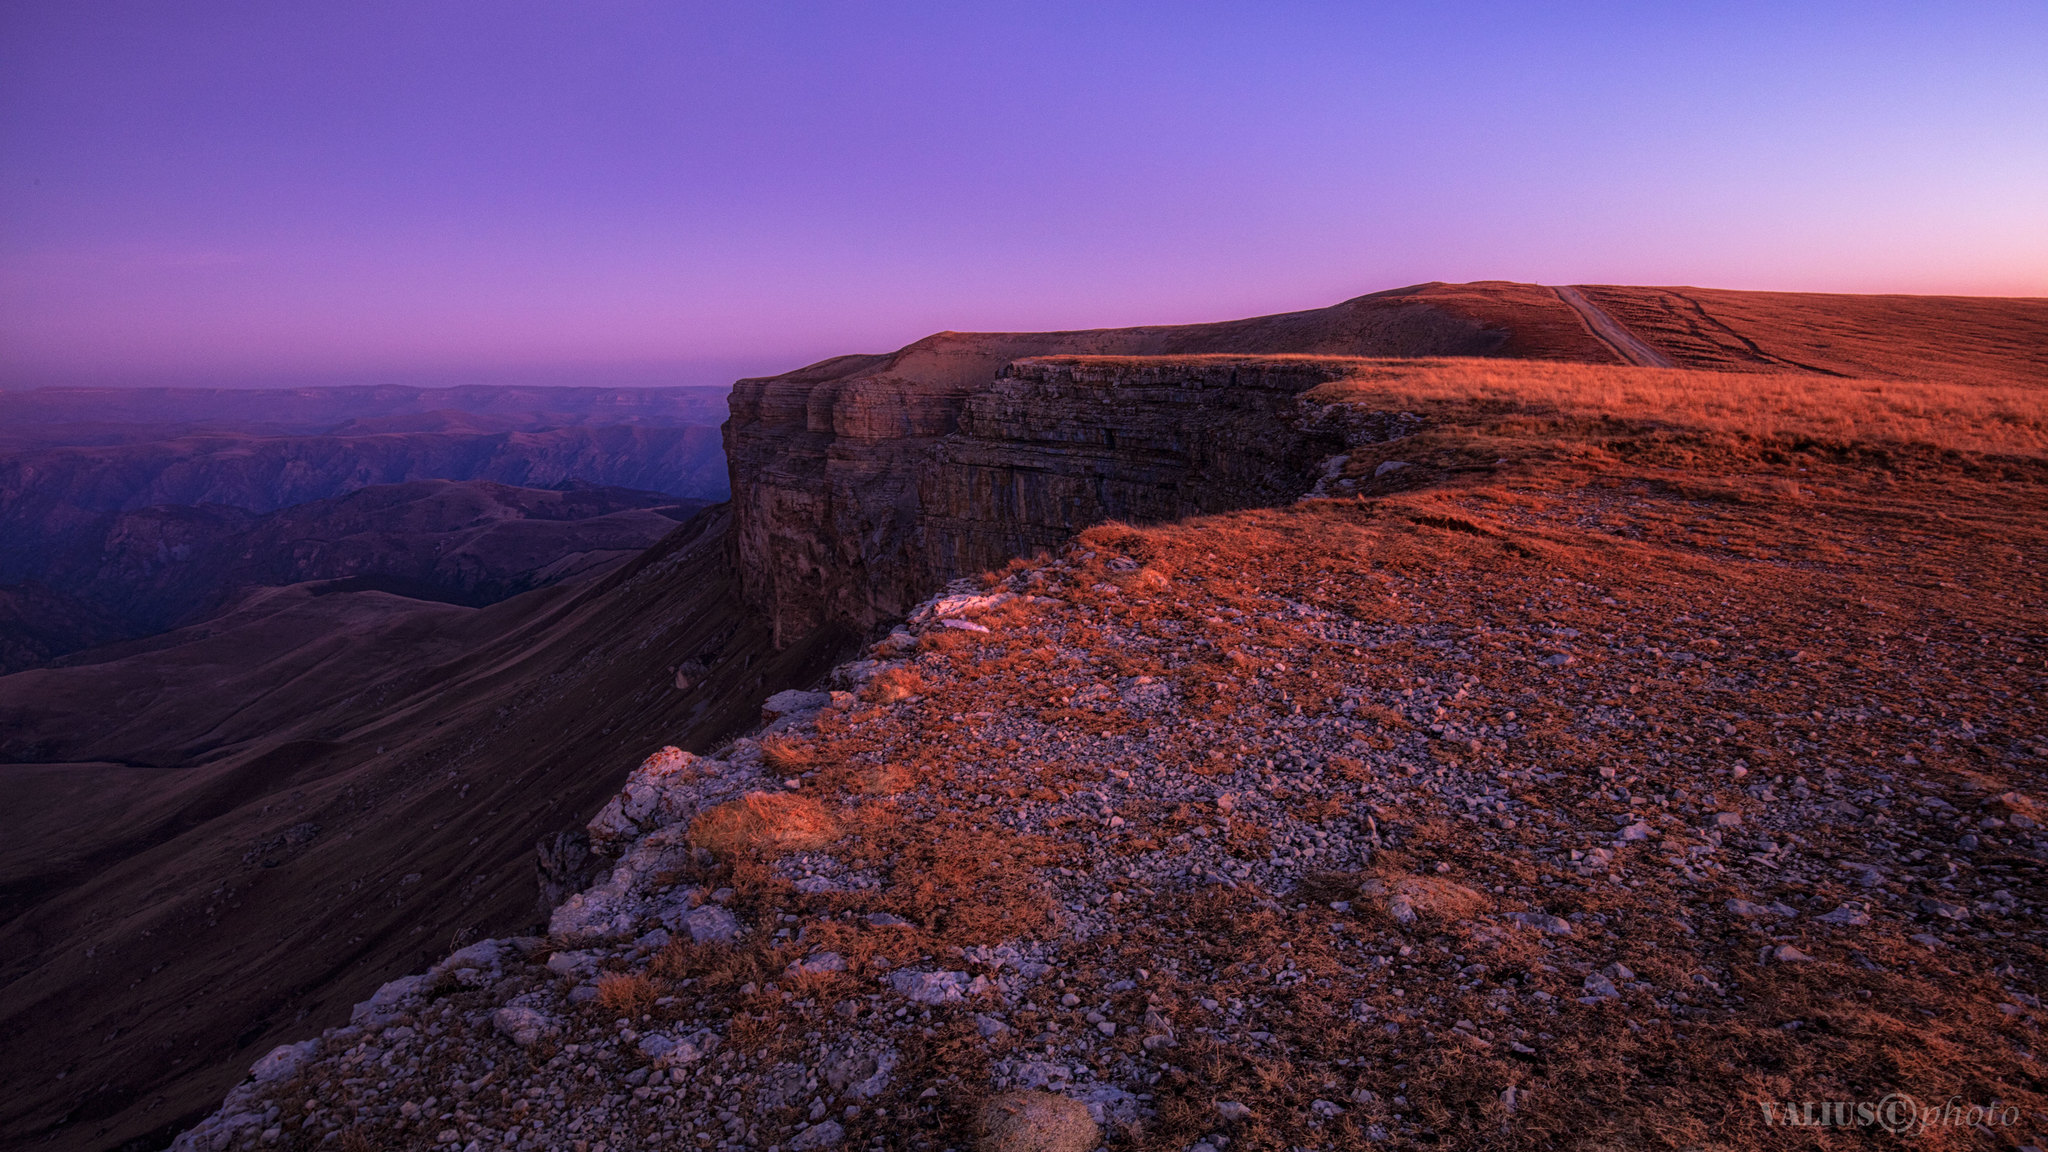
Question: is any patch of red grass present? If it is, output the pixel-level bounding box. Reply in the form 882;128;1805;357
866;666;925;704
757;733;822;777
593;971;660;1019
688;792;840;859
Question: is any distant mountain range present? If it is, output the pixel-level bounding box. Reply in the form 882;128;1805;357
0;385;735;669
0;383;732;443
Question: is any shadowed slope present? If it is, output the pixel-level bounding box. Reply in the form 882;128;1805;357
0;479;708;671
0;508;857;1152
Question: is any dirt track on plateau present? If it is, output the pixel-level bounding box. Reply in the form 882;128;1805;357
1553;285;1678;368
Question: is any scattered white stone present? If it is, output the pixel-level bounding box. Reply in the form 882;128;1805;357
888;969;971;1004
763;690;832;716
349;974;425;1026
1920;898;1970;921
1507;911;1574;936
788;951;847;976
790;1119;845;1149
822;1045;896;1098
683;904;741;944
916;592;1014;621
249;1039;318;1084
545;950;597;976
637;1032;678;1060
492;1006;551;1047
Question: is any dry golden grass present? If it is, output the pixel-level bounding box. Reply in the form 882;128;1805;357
1351;704;1407;730
1387;872;1489;919
1581;283;2048;387
648;938;791;1007
687;792;839;859
1306;357;2048;458
593;971;660;1019
866;666;924;704
828;805;1060;946
854;762;913;795
757;733;821;777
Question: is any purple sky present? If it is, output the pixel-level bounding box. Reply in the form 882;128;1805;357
3;2;2043;389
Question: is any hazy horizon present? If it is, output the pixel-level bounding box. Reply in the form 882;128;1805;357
0;356;778;392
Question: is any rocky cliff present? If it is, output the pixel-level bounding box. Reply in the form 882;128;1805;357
917;356;1366;596
730;356;1357;644
724;281;1613;644
159;345;2048;1152
10;282;1603;1152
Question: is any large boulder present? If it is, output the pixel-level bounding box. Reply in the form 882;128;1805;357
586;746;707;846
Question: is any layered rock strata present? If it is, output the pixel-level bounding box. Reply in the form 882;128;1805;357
730;355;1364;646
918;356;1358;586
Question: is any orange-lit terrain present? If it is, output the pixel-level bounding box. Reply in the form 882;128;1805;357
1577;285;2048;386
8;284;2047;1152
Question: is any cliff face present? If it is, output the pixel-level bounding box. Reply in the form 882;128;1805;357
724;280;1604;644
918;356;1359;603
727;355;1349;644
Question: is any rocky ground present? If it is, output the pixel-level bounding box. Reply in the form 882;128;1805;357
170;384;2048;1152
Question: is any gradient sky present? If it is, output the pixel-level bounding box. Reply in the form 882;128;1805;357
2;1;2043;388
